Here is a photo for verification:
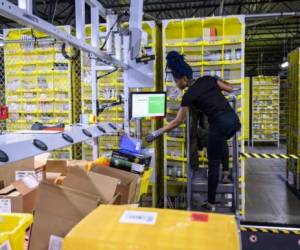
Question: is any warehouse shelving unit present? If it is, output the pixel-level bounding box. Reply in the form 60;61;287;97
251;76;280;147
280;77;288;141
162;16;245;213
3;26;76;159
287;48;300;193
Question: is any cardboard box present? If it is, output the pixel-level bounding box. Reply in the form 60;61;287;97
63;166;121;204
0;179;38;213
45;160;89;184
63;205;240;250
0;155;47;186
91;166;139;204
44;160;68;184
29;182;101;250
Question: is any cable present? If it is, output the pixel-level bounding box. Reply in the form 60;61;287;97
97;68;118;80
51;0;58;24
61;43;80;61
100;11;128;50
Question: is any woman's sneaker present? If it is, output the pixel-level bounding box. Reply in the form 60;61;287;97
222;171;232;184
201;202;216;212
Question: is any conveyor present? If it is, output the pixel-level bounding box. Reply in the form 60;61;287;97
0;123;118;165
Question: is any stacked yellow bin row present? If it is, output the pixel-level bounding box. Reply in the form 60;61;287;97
162;16;245;212
252;76;280;145
4;26;74;159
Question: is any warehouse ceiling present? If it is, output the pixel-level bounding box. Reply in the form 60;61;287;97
2;0;300;76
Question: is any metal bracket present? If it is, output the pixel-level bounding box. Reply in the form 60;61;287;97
18;0;32;14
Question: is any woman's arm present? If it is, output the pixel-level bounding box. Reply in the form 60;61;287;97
217;79;234;93
146;107;189;142
161;106;189;133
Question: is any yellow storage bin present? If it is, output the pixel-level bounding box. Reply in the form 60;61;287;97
63;205;240;250
0;213;33;250
138;168;153;199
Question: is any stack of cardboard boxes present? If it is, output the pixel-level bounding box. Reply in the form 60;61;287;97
0;155;141;250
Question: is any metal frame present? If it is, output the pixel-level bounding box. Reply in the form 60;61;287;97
0;0;155;161
0;0;126;69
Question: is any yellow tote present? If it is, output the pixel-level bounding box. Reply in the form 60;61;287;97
63;205;240;250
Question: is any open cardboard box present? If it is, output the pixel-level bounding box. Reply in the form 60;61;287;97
0;154;49;186
90;165;139;204
0;179;38;213
45;159;90;185
29;182;102;250
63;166;121;204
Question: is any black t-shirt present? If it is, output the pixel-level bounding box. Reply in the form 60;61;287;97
181;76;232;123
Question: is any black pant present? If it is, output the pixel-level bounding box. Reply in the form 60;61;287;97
207;111;241;203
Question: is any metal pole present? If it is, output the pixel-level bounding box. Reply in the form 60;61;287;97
91;3;99;160
230;96;240;214
186;111;192;211
245;12;300;20
219;0;224;16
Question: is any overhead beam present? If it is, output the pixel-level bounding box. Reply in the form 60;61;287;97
0;0;127;68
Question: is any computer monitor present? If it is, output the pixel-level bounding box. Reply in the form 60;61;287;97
130;92;166;119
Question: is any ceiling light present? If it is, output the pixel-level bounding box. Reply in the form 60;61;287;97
281;61;289;69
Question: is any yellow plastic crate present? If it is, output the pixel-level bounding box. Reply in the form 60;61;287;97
138;168;153;199
0;213;33;250
63;205;240;250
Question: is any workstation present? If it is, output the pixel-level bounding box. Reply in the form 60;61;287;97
0;1;300;249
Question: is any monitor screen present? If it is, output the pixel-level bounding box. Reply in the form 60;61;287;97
130;92;166;119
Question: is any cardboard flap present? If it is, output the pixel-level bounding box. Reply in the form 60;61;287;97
63;167;120;203
91;166;139;204
35;153;50;168
0;184;16;195
67;160;89;168
13;180;34;195
45;160;68;175
91;166;138;186
29;182;99;250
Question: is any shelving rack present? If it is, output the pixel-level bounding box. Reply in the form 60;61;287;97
251;76;280;147
81;21;157;160
3;26;75;159
287;48;300;193
162;16;245;213
280;77;288;141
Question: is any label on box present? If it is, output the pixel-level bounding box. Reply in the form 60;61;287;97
15;171;41;182
22;176;39;189
131;163;145;173
0;199;11;213
191;213;209;222
48;235;63;250
0;241;12;250
119;210;157;225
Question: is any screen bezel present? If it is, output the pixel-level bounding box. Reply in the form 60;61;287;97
129;92;167;119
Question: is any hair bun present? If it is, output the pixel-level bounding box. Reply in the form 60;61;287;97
166;50;193;80
166;51;185;69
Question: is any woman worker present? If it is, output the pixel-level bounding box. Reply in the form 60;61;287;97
146;51;241;211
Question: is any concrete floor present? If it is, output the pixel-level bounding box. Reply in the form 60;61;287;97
244;145;300;225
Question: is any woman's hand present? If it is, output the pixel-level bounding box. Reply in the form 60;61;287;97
145;107;189;142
